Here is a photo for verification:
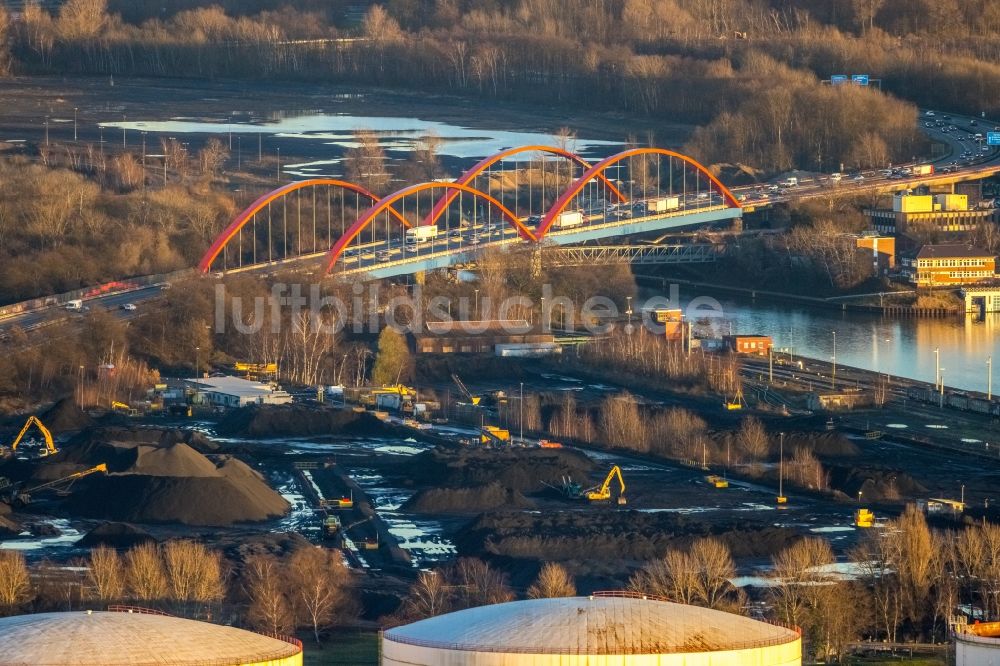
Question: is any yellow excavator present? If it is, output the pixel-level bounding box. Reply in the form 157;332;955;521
451;374;482;406
8;416;58;457
4;463;108;506
111;401;139;417
586;465;627;505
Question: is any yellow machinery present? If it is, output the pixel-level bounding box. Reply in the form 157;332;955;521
111;401;139;416
479;426;510;446
451;374;482;406
6;463;107;506
724;387;745;411
9;416;58;457
586;465;627;505
706;474;729;489
234;362;278;381
855;508;875;528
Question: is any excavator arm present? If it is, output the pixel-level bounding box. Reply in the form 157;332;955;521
10;416;57;455
451;374;481;406
586;465;626;504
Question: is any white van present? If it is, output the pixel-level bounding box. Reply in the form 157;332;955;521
64;300;83;312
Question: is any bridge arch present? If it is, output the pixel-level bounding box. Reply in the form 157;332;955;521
323;182;535;275
198;179;407;273
538;148;741;240
423;145;627;229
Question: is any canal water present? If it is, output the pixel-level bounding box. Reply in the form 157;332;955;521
655;285;999;394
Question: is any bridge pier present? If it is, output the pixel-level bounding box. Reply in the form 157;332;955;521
414;270;426;286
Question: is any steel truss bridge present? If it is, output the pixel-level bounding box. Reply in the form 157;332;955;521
199;146;742;280
542;244;721;267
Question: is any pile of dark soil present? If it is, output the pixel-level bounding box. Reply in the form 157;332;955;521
216;404;392;438
77;522;156;549
403;482;535;513
40;397;94;432
786;432;860;459
827;465;926;501
48;427;288;526
403;447;594;494
0;503;18;537
455;510;797;562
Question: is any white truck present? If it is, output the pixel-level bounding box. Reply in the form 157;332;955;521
553;210;584;229
405;224;439;244
781;177;799;187
64;299;83;312
646;196;680;213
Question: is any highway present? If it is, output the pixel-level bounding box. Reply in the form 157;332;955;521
2;108;998;333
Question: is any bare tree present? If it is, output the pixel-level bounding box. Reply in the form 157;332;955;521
125;542;167;602
163;540;225;605
738;416;770;463
87;546;124;602
244;555;292;634
0;550;32;609
527;562;576;598
362;5;403;42
198;138;229;178
345;130;390;195
629;538;738;610
287;546;351;644
403;570;449;619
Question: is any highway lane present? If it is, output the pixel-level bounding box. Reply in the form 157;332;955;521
0;285;165;336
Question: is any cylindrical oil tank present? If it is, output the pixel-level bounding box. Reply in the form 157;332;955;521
383;594;801;666
0;610;303;666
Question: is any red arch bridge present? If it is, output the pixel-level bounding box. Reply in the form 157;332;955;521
199;146;743;280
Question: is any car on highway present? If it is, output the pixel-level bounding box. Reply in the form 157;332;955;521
852;174;865;182
375;250;391;261
468;236;481;245
120;303;137;311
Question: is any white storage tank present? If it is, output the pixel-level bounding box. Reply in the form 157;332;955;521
955;621;1000;665
0;609;303;665
382;594;801;666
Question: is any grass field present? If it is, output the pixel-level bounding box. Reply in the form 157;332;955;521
301;631;379;665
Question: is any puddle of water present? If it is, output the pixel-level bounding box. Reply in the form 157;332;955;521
809;526;855;534
100;114;621;170
961;438;983;443
373;445;426;456
886;423;908;429
0;519;82;553
926;424;949;429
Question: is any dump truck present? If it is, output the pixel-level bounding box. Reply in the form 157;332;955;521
552;211;584;229
480;426;510;447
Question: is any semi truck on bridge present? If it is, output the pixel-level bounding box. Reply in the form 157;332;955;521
406;225;439;244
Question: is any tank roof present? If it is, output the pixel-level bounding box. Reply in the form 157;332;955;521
384;595;800;654
0;611;301;665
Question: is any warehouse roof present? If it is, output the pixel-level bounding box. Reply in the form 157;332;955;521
916;243;993;259
188;375;278;398
0;611;301;665
383;595;800;654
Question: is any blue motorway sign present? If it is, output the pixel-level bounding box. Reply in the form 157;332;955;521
988;132;1000;146
852;74;870;86
830;75;848;86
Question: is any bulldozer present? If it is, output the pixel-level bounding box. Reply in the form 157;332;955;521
854;508;875;528
4;416;58;458
585;465;627;505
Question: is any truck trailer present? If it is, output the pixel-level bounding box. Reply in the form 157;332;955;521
405;225;439;244
912;164;935;176
646;197;680;213
552;211;584;229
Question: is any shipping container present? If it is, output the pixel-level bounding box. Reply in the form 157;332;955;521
645;197;680;213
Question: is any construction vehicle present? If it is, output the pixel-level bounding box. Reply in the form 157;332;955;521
548;475;583;499
321;514;342;539
479;426;510;447
724;387;745;411
451;374;482;406
111;401;139;417
585;465;627;504
538;440;563;449
8;416;58;457
168;403;192;417
706;474;729;489
854;508;875;528
5;463;108;506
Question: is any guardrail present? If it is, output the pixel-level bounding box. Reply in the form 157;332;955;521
107;604;173;616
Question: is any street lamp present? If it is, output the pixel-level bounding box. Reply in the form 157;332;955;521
73;107;78;141
475;289;480;319
831;330;837;390
934;347;940;390
519;382;524;445
122;113;127;148
195;346;200;379
44;115;49;146
988;355;993;401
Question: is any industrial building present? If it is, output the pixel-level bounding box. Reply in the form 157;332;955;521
187;375;293;407
954;620;1000;665
382;594;801;665
865;193;997;236
723;334;773;355
414;319;556;355
900;243;996;286
855;234;896;272
0;610;303;665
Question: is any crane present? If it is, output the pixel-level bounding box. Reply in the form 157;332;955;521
5;463;108;506
9;416;57;456
451;374;481;406
585;465;627;505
